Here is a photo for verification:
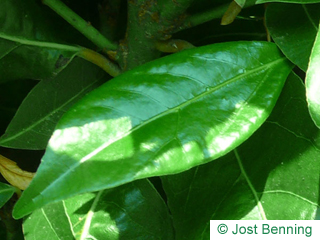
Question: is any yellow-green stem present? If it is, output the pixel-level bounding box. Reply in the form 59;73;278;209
78;49;121;77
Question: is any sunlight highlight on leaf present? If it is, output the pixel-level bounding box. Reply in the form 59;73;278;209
13;42;293;219
306;21;320;128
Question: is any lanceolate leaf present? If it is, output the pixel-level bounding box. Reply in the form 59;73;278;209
23;180;174;240
0;58;107;150
13;42;292;218
0;0;81;82
306;22;320;128
161;72;320;239
0;182;16;208
266;3;320;71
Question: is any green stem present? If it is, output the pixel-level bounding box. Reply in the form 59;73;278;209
177;0;256;32
42;0;118;51
117;0;162;70
118;0;194;70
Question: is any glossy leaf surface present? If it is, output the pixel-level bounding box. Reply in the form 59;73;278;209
0;182;15;208
266;3;320;70
0;0;81;82
161;72;320;239
13;42;292;218
23;180;174;240
0;58;107;150
306;22;320;128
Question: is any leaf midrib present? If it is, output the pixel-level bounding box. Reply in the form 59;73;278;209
0;32;81;52
29;57;286;203
79;57;286;163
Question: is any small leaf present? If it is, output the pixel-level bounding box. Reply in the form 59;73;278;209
0;154;35;190
306;22;320;128
221;1;243;25
265;2;320;70
0;0;82;82
161;72;320;238
0;182;16;208
0;58;107;150
13;41;292;218
23;180;174;240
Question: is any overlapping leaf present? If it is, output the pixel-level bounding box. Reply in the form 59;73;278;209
161;72;320;239
0;58;107;150
0;0;81;82
0;182;16;208
23;180;174;240
265;3;320;71
13;41;292;218
306;22;320;128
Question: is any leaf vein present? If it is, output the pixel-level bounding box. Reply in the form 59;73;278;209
0;78;103;144
262;190;319;207
234;149;267;220
266;121;320;151
302;5;318;31
31;57;287;202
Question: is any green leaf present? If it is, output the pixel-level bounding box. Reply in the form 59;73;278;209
265;3;320;71
0;58;107;150
257;0;320;3
13;41;292;219
161;72;320;239
0;80;37;135
0;0;82;82
23;180;174;240
306;22;320;128
0;182;15;208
